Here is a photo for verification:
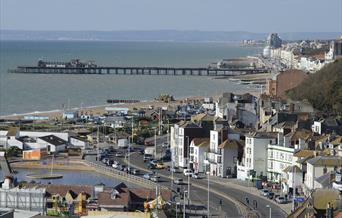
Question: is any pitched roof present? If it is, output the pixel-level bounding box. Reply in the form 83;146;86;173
191;138;210;147
24;184;93;198
294;149;316;158
39;135;67;146
331;136;342;145
312;189;340;210
307;156;342;167
283;165;302;173
97;189;130;208
218;139;241;149
291;129;312;142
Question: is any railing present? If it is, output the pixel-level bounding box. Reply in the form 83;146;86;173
85;160;168;190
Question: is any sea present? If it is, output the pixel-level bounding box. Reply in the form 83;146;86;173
0;40;262;116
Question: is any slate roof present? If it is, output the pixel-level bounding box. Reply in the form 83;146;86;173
307;156;342;167
191;138;210;147
39;135;67;146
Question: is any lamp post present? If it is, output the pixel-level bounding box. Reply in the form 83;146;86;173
176;202;180;218
154;128;157;159
183;191;188;218
185;136;190;201
207;169;210;218
266;205;272;218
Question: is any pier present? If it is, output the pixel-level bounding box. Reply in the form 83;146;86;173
9;66;268;76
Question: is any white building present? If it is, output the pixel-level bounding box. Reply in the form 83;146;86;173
237;132;277;181
304;156;342;193
170;121;203;168
189;138;210;173
36;135;67;153
205;128;240;177
69;136;88;149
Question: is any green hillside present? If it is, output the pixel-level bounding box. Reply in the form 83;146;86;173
287;59;342;114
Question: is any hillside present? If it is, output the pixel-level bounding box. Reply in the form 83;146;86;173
287;59;342;114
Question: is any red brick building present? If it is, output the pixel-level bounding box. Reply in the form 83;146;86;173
266;69;308;98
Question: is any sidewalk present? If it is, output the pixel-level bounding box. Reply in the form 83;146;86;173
208;176;292;215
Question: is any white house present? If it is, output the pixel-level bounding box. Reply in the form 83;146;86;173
69;136;88;150
0;127;23;149
189;138;210;173
170;121;203;168
237;132;277;181
37;135;67;153
205;128;240;177
267;133;294;182
304;156;342;193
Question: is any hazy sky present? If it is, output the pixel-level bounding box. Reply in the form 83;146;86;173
1;0;342;32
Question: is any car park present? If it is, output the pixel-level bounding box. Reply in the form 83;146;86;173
260;189;269;197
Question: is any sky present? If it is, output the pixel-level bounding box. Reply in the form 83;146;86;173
1;0;342;33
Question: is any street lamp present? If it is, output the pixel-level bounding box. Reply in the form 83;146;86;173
185;136;190;201
207;169;210;218
266;205;272;218
176;202;180;218
183;190;188;218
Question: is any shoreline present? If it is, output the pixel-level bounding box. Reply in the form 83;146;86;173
0;95;209;120
0;91;260;120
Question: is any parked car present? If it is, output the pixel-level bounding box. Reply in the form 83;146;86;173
156;162;166;169
192;173;201;179
147;163;156;169
173;178;183;185
115;152;124;157
260;189;269;197
170;167;181;173
151;176;159;182
183;169;193;177
116;165;124;171
143;173;153;180
275;196;287;204
143;154;153;162
131;168;140;175
267;192;275;200
102;158;109;164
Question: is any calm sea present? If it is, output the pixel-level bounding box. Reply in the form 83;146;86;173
0;41;261;116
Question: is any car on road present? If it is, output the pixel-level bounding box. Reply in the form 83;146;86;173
131;168;140;175
275;196;287;204
173;178;183;185
115;152;124;157
116;165;124;171
143;154;153;162
192;173;201;179
156;162;166;169
260;189;269;197
143;173;153;180
267;192;275;199
183;169;193;177
102;158;109;164
170;167;181;173
151;176;159;182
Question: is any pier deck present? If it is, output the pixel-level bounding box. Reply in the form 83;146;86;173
9;66;269;76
